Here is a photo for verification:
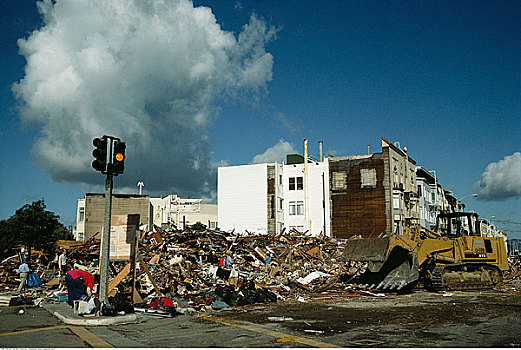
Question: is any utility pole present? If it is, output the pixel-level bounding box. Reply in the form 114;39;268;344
92;135;126;309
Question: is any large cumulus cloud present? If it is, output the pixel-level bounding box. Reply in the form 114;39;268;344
13;0;275;199
475;152;521;201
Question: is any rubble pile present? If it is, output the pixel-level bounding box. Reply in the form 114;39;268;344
2;227;520;315
110;227;358;312
0;228;365;314
503;257;521;291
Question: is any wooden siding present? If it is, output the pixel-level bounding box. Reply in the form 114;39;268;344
329;155;387;238
84;194;150;241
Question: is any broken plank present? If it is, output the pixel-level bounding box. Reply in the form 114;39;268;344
108;262;131;297
138;255;164;297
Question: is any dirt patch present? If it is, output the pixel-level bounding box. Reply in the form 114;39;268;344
218;290;521;347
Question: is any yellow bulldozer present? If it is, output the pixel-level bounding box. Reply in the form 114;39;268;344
342;212;509;292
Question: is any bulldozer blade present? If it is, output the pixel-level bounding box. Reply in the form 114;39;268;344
345;244;420;292
342;238;390;262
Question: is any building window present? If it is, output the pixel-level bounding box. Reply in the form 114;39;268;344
279;198;284;210
79;207;85;222
417;185;422;197
289;177;303;190
393;194;400;209
360;168;377;188
332;172;346;190
289;201;304;215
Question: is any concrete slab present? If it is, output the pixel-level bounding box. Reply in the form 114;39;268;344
42;302;139;326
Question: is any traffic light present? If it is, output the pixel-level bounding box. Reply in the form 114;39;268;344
112;141;126;175
92;137;107;172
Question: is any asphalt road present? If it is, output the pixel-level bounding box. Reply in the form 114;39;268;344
1;290;520;348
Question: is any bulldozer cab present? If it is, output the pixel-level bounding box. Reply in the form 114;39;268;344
435;212;480;238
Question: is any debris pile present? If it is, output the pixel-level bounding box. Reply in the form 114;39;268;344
2;226;521;316
503;256;521;292
107;227;358;313
0;227;366;315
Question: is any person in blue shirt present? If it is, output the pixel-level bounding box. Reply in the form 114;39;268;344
225;251;234;268
17;259;30;293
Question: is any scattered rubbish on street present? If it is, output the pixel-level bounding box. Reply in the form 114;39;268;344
267;316;294;322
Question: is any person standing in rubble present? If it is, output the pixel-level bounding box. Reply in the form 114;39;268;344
65;269;99;308
225;251;234;268
16;258;30;294
209;250;218;265
58;249;67;277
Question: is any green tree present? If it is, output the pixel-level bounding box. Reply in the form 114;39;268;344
0;200;73;259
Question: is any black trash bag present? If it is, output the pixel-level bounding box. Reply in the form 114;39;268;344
92;297;101;314
101;303;118;316
257;288;278;303
108;294;134;314
228;292;242;307
214;285;234;302
241;289;260;305
216;267;231;280
214;285;242;306
9;295;33;306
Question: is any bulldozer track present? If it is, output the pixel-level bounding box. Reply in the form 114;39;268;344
430;263;502;291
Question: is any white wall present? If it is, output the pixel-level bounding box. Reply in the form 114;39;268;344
74;198;85;241
283;161;329;236
178;204;218;229
218;164;269;234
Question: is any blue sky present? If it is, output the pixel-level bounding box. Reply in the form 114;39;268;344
1;0;520;238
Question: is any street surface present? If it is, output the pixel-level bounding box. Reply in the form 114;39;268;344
1;290;520;348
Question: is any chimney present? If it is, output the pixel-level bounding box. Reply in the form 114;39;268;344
318;141;323;162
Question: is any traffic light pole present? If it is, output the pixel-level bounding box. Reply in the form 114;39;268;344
99;171;113;307
92;135;125;311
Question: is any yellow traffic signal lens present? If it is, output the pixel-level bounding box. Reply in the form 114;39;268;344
115;153;124;162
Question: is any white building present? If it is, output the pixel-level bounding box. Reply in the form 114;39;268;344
218;156;330;236
283;160;330;235
416;166;438;229
74;198;86;241
150;194;218;230
218;163;283;235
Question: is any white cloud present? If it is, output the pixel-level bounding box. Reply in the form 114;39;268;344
252;140;297;164
475;152;521;201
13;0;275;199
274;112;299;132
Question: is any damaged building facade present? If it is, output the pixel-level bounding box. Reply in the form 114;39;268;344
218;137;505;240
74;193;151;241
324;138;419;238
219;138;419;238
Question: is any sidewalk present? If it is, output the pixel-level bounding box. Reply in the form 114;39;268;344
42;301;139;326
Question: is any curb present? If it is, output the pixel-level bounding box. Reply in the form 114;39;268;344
51;310;138;326
42;303;138;326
